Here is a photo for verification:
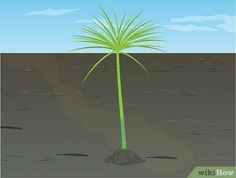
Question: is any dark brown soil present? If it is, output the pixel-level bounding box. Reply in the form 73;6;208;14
1;53;235;177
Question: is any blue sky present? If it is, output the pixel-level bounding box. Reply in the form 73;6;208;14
0;0;235;53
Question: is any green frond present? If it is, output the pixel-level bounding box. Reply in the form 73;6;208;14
112;9;119;36
127;37;164;45
119;13;142;44
75;35;111;47
72;46;112;52
123;27;158;44
74;8;164;53
100;7;117;38
125;44;164;51
80;25;114;47
120;20;151;43
92;17;117;45
81;52;114;84
122;53;148;73
117;13;126;41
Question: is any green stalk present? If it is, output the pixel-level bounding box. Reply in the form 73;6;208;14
116;52;127;149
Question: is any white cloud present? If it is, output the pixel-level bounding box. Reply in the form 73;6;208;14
171;15;236;32
25;8;79;16
164;24;217;32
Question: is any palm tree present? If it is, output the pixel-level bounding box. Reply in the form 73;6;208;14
74;8;163;165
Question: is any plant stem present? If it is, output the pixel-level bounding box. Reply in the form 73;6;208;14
116;52;127;149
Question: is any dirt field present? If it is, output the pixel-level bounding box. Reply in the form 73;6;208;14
1;53;235;177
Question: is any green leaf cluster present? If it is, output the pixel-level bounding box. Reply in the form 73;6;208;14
74;8;163;84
